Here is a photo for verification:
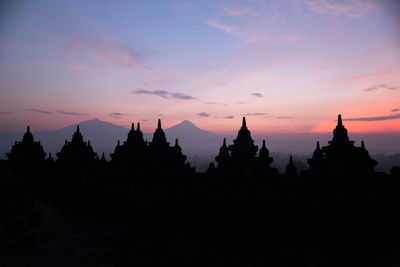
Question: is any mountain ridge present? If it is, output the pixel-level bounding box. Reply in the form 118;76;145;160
1;119;400;173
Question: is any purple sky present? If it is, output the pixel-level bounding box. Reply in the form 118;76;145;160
0;0;399;134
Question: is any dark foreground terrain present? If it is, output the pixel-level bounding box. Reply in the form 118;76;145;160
1;165;400;267
2;116;400;266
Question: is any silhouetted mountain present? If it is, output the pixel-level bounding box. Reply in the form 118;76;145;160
0;119;399;173
165;120;221;151
166;120;218;138
35;119;131;158
163;120;225;171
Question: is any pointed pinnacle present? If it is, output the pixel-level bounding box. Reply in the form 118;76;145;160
76;125;80;132
175;138;179;146
131;123;134;130
157;119;162;129
317;141;320;149
338;114;342;126
262;140;266;147
242;117;247;128
223;138;227;146
27;125;30;133
137;122;140;132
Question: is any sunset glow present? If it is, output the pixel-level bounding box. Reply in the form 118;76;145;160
0;0;399;134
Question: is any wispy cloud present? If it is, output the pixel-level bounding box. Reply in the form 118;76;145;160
27;108;53;114
250;93;263;98
307;0;380;18
224;115;234;119
63;39;148;73
337;67;400;82
0;111;11;115
206;18;235;34
391;108;399;112
198;112;210;117
134;89;169;98
364;84;397;92
109;112;128;119
109;112;128;116
57;110;86;116
205;101;228;106
344;114;400;122
171;93;195;100
26;109;86;116
277;116;291;119
243;112;267;116
133;89;195;100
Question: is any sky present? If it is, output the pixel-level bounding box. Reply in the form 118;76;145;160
0;0;399;134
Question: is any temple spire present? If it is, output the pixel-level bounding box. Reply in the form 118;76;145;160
361;140;365;149
215;138;230;169
137;122;140;132
285;155;298;178
175;138;179;146
242;117;247;128
262;140;266;148
23;125;34;143
151;119;168;145
317;141;320;149
337;114;342;126
131;122;134;130
76;125;80;133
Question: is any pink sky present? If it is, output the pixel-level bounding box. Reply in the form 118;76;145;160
0;0;399;134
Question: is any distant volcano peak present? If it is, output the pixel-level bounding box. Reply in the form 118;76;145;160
178;120;197;127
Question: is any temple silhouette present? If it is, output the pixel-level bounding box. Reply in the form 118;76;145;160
212;117;279;178
7;126;46;169
307;114;377;177
3;114;385;177
1;114;400;266
57;125;98;165
111;119;193;175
